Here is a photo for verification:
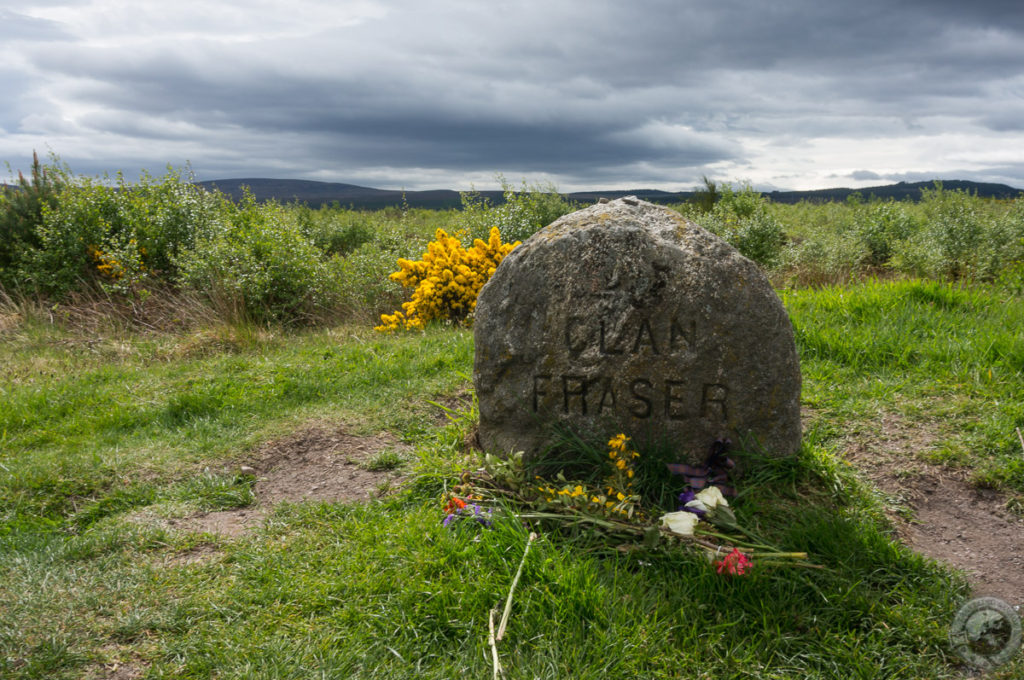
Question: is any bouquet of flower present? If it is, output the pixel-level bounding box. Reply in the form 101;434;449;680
448;434;816;574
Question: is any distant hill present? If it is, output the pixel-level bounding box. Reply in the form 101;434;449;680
195;178;478;210
195;178;1022;209
763;180;1022;204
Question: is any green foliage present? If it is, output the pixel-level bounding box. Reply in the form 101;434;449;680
888;184;1024;280
779;228;866;286
854;201;918;266
294;203;375;257
173;190;335;323
693;183;786;266
0;152;67;291
689;175;720;213
28;175;125;296
894;184;985;279
6;153;1024;333
18;166;224;298
456;175;576;244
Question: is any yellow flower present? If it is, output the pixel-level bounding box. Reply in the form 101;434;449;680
376;227;518;332
608;433;629;450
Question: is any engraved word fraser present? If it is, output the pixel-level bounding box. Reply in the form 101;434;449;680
533;314;726;422
473;197;801;463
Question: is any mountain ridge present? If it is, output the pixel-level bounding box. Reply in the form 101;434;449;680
195;178;1023;209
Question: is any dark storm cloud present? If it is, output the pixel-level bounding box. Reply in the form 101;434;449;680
3;0;1024;189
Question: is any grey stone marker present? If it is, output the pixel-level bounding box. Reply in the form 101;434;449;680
473;196;801;463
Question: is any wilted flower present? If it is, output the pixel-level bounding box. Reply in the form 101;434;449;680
443;501;492;529
715;548;751;576
677;489;706;516
695;486;728;511
660;511;700;536
443;496;468;514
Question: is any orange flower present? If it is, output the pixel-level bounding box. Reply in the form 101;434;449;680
443;496;468;514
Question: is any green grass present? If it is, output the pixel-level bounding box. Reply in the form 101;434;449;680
2;280;1023;678
784;279;1024;485
0;323;472;533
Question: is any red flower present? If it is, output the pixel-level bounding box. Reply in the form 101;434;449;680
715;548;751;576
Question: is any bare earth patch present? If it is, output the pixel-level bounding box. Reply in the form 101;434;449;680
91;644;150;680
167;422;411;539
429;386;474;425
97;659;147;680
830;410;1024;607
161;543;224;568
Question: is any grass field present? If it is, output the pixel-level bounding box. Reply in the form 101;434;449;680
2;278;1023;678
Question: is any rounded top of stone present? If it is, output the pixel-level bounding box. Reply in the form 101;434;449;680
511;196;745;277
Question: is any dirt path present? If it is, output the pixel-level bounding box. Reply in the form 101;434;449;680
837;412;1024;607
150;422;413;539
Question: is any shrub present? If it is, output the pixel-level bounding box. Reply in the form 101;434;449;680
892;183;1022;280
27;176;129;296
329;243;407;323
917;184;985;279
728;210;787;268
117;168;223;278
455;176;576;244
854;201;918;267
689;175;720;214
694;183;786;267
375;227;518;332
295;204;375;257
0;152;66;292
173;191;333;323
17;166;224;298
984;199;1024;278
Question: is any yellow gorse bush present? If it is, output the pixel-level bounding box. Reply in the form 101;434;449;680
88;245;126;280
375;226;519;332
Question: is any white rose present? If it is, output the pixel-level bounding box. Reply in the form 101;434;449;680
695;486;728;510
660;511;700;536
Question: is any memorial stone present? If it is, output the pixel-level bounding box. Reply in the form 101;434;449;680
473;196;801;463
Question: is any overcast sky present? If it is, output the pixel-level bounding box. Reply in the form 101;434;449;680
2;0;1023;192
